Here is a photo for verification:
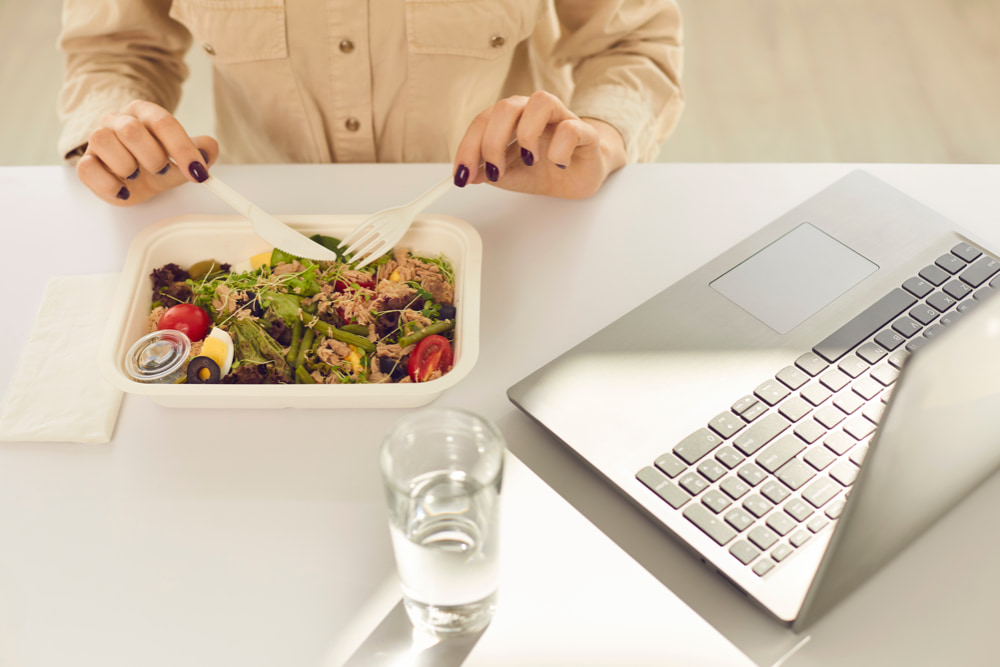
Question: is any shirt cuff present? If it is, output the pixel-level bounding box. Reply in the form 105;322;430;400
571;84;664;163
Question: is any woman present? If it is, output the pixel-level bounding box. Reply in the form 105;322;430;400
57;0;683;206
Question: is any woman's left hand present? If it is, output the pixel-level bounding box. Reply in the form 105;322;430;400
452;91;627;200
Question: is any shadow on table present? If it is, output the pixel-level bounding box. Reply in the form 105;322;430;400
343;600;485;667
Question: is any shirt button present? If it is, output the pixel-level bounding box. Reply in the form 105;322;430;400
345;117;361;132
490;35;506;48
202;43;216;56
339;39;355;54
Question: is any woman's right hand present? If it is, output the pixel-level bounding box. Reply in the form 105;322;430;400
75;100;219;206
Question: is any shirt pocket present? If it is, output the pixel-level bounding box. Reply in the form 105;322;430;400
169;0;288;65
405;0;541;59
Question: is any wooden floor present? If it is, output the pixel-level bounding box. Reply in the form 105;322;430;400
3;0;999;166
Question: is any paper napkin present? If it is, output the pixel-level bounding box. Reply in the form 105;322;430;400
0;274;123;444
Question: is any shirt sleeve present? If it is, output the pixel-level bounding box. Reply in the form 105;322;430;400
552;0;684;163
56;0;193;161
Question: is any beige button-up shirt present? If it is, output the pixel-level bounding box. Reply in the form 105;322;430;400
58;0;683;165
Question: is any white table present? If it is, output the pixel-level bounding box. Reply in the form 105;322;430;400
2;163;999;667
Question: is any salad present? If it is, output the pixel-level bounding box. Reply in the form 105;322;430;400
143;235;457;385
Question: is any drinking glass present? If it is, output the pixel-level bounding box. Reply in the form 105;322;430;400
380;408;505;635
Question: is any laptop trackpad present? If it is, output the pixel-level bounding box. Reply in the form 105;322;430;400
710;222;878;334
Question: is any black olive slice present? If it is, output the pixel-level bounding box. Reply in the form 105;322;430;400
187;356;222;384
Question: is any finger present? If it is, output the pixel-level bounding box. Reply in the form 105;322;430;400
515;91;576;167
126;100;209;183
76;153;134;205
87;126;141;182
479;96;528;182
546;118;599;169
452;109;491;187
108;112;170;177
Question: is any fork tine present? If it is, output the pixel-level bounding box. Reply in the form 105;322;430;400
346;235;388;263
342;228;380;256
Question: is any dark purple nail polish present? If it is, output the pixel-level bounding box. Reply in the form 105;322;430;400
189;161;209;183
127;168;140;181
199;148;209;163
555;163;567;170
520;148;534;166
454;164;469;188
485;162;499;182
116;186;130;201
157;163;171;175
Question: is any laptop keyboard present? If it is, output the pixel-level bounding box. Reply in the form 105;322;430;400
637;241;1000;578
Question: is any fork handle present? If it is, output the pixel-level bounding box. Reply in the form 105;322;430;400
406;174;454;211
201;174;254;218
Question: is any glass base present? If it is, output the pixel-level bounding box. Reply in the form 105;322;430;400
403;591;497;636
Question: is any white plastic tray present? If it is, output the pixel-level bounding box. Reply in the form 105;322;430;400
99;214;481;408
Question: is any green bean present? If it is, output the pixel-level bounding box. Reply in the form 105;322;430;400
295;365;316;384
340;323;371;337
398;320;454;350
295;328;315;369
310;320;376;352
285;320;304;365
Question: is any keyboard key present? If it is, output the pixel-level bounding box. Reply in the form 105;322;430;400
753;558;775;576
684;503;737;546
715;445;746;469
927;291;956;312
833;391;864;415
776;365;810;390
771;543;794;561
778;396;812;422
742;401;768;422
790;530;812;548
837;354;869;378
801;381;833;406
679;472;710;496
804;446;837;471
802;476;841;507
874;329;905;351
725;507;756;532
794;419;827;444
721;476;751;500
830;461;860;486
820;368;852;392
794;352;829;376
807;515;830;532
743;494;773;517
891;316;922;338
923;323;946;339
960;255;1000;287
637;467;691;509
856;342;887;364
908;304;938;325
824;430;856;456
731;395;759;415
972;286;996;302
814;405;846;429
784;498;814;522
940;311;964;327
730;539;761;565
766;512;796;536
673;427;723;465
702;489;733;514
733;413;790;456
737;463;768;487
761;480;791;504
754;379;791;406
698;459;727;482
943;279;972;300
775;459;817;490
748;525;779;550
826;498;847;519
709;411;745;439
906;336;929;353
919;264;949;286
756;434;806;473
935;253;965;274
849;443;870;466
887;349;909;369
813;288;916;363
902;276;934;298
870;363;899;386
851;376;883;400
844;416;876;440
951;242;982;263
654;452;687;478
862;401;886;424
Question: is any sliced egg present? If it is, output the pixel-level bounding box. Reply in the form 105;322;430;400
250;250;273;270
200;327;235;376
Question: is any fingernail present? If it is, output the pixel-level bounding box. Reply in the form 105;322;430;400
199;148;209;163
127;168;140;181
520;148;534;166
116;186;130;201
485;162;499;182
189;161;209;183
454;164;469;188
555;163;567;170
157;163;171;175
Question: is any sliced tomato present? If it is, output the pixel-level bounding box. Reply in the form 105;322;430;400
157;303;211;341
407;335;454;382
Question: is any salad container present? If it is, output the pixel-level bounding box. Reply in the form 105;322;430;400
99;214;482;408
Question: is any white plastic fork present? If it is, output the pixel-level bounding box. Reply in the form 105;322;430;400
338;173;454;269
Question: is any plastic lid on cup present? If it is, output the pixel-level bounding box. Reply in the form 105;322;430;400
124;329;191;383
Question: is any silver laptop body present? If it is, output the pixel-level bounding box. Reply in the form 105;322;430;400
507;171;1000;629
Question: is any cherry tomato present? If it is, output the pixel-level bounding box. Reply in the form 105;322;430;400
407;334;454;382
158;303;212;342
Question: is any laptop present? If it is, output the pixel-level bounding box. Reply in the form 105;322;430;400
506;170;1000;631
